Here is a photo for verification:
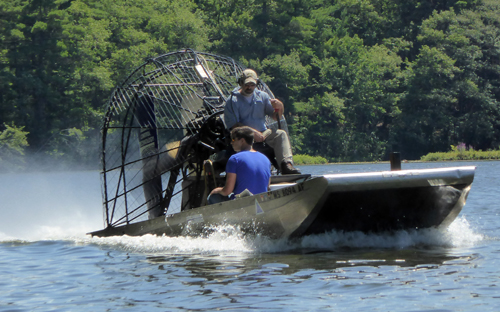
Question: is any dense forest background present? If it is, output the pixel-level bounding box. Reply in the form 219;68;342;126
1;0;499;171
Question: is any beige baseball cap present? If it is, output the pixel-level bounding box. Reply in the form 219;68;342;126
240;69;258;84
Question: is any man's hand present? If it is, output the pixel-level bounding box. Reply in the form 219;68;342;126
210;173;236;197
270;99;284;116
253;130;265;143
210;187;223;196
233;125;265;142
270;99;284;121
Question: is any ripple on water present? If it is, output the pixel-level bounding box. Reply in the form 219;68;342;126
2;162;500;311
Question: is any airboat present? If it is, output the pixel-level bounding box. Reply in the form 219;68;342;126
89;49;475;239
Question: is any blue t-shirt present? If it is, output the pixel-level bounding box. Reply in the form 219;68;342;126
224;88;275;132
226;150;271;197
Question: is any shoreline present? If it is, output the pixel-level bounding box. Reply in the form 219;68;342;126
298;159;500;166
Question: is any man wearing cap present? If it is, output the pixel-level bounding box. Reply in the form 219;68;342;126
223;69;301;175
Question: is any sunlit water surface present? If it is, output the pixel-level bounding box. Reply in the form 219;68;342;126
1;161;499;311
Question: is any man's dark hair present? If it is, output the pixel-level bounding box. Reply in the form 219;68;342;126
231;126;254;145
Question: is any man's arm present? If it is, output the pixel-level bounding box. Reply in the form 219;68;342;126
224;95;238;130
252;128;266;142
228;123;266;143
209;172;236;197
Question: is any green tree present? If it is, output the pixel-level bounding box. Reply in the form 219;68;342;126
260;51;310;104
0;123;29;171
292;92;345;160
2;0;500;165
393;46;460;158
0;0;210;169
393;2;500;158
0;0;69;149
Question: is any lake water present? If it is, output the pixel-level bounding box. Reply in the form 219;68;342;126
0;161;498;311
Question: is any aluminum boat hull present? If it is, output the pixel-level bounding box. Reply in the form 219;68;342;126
90;166;475;239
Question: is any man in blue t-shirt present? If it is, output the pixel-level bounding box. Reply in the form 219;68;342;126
208;126;271;204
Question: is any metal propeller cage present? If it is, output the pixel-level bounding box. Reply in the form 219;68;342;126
100;49;285;228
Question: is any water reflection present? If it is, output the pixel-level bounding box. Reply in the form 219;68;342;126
86;213;483;287
141;246;478;285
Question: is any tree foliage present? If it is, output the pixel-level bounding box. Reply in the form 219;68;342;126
0;123;29;171
1;0;499;169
